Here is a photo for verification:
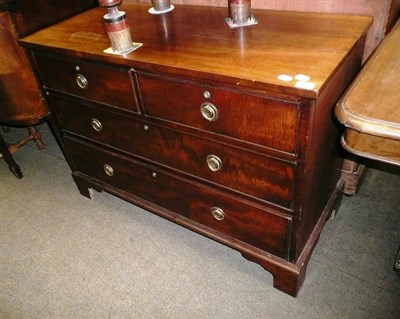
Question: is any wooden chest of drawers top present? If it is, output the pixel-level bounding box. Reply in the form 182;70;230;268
20;3;372;99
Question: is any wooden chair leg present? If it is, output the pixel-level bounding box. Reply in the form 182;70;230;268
0;125;46;179
0;132;23;179
29;126;45;150
7;125;46;154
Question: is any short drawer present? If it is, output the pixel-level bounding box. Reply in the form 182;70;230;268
136;72;299;153
53;95;295;209
65;137;291;259
34;52;138;113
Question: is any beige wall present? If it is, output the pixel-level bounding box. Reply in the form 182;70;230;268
125;0;400;60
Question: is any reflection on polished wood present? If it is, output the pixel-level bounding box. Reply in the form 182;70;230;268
336;20;400;166
20;4;372;99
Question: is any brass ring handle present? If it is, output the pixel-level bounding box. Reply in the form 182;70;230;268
211;207;225;221
103;164;114;176
76;74;88;89
91;118;103;132
200;102;219;122
206;154;222;172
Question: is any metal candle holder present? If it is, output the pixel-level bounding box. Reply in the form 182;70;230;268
226;0;258;29
148;0;175;15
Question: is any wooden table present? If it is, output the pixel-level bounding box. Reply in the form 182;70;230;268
336;20;400;166
336;19;400;277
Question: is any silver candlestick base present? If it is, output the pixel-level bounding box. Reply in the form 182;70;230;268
225;14;258;29
149;0;174;14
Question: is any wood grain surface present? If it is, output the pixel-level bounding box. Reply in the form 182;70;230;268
337;21;400;140
127;0;398;60
20;3;372;99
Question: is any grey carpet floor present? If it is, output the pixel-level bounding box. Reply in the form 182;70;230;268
1;123;399;319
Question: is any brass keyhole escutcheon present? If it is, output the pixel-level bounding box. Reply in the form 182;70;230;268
91;118;103;132
211;207;225;221
200;102;219;122
103;164;114;176
76;74;88;89
206;154;222;172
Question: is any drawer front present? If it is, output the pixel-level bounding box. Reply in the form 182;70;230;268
65;137;291;259
53;96;295;209
137;73;299;153
34;53;138;113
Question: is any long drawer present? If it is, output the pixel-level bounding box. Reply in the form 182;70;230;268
136;72;300;154
53;95;295;209
34;52;139;113
65;137;292;259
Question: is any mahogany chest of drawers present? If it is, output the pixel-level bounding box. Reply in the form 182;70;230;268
20;4;372;296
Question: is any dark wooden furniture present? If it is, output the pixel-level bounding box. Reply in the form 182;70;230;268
0;0;47;178
0;132;22;178
0;0;97;178
129;0;400;198
20;3;372;296
336;20;400;277
336;20;400;167
8;0;98;37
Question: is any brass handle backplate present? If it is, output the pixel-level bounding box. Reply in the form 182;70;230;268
103;164;114;176
200;102;219;122
211;207;225;221
76;74;88;89
91;118;103;132
206;154;222;172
